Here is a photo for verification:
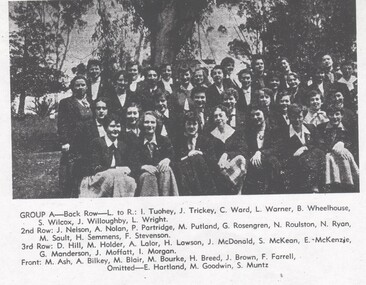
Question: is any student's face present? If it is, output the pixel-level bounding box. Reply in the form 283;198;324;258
155;96;168;113
269;78;280;90
287;75;299;89
115;74;127;91
223;63;234;76
289;113;304;129
254;59;264;73
328;111;343;126
309;94;322;111
185;121;199;136
95;101;108;120
193;70;205;85
88;64;101;80
279;95;291;113
314;70;325;82
180;71;191;84
223;95;237;110
251;109;265;126
280;60;290;72
322;55;333;68
213;108;228;127
106;120;121;140
341;65;353;78
238;73;251;88
73;79;87;99
146;70;158;86
126;107;139;126
128;64;139;81
212;68;223;84
143;114;157;135
161;65;172;81
193;92;206;108
332;92;344;105
258;91;271;107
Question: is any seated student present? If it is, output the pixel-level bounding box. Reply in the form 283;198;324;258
273;91;291;130
174;112;218;196
237;67;255;112
245;104;283;194
79;113;137;198
135;111;179;196
280;104;325;193
109;70;136;123
210;104;248;195
206;65;226;109
222;88;247;133
317;105;359;192
303;90;329;126
191;86;212;133
171;67;194;112
120;103;141;145
153;89;180;146
256;88;277;127
328;90;357;132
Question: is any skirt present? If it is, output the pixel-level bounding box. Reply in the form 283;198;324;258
325;151;359;185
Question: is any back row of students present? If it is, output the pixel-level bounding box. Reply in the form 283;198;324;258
58;55;358;198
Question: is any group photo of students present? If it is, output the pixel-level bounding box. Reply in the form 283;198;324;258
58;54;359;198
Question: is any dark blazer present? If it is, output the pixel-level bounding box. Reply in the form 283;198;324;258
155;109;182;147
88;137;137;176
223;77;240;90
237;87;255;112
288;86;307;106
87;76;113;101
109;89;138;122
228;108;247;133
211;129;248;160
136;134;175;167
252;73;267;91
57;96;93;145
272;111;290;131
206;84;226;109
135;83;163;111
246;125;281;159
170;86;194;113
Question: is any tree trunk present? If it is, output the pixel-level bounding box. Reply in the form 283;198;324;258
18;91;26;116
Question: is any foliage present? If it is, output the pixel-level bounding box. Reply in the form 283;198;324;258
27;96;58;118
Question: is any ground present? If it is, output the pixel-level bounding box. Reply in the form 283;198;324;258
12;115;62;199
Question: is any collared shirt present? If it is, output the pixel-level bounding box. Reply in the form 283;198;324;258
242;87;251;105
186;133;198;151
129;76;143;92
161;78;173;94
180;83;193;92
144;134;157;158
104;135;118;167
77;97;90;108
91;77;101;101
325;122;345;131
117;92;126;107
96;119;106;137
228;108;237;128
211;125;235;143
304;110;329;126
317;82;324;96
160;109;170;136
283;114;290;125
126;127;140;137
215;84;224;94
338;76;357;91
289;124;310;145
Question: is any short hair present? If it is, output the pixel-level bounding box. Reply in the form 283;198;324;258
126;60;140;70
257;88;273;98
184;111;202;125
251;55;265;68
287;104;305;118
220;57;235;67
69;75;88;90
306;90;322;104
326;104;344;115
223;88;239;101
126;102;141;113
102;113;122;129
277;90;291;100
95;96;111;110
160;63;172;72
194;67;207;76
141;111;162;132
154;89;169;101
213;104;230;117
191;86;207;98
178;66;192;76
341;60;354;68
87;59;102;70
248;103;267;120
286;72;299;80
113;70;127;82
267;71;281;80
143;66;159;78
279;57;290;63
210;65;224;77
237;68;252;77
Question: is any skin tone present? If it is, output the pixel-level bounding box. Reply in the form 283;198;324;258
155;96;168;114
253;59;264;75
279;95;291;115
212;68;224;86
289;112;308;157
341;64;353;81
146;70;158;88
73;79;88;100
88;65;101;81
327;110;351;159
115;74;127;93
141;114;170;173
161;65;172;81
193;70;205;86
322;55;333;70
193;92;206;110
287;75;299;89
126;106;139;128
269;78;280;91
313;70;325;84
309;94;322;112
250;109;266;168
180;71;191;87
238;73;251;89
258;91;271;108
95;101;108;122
332;92;344;107
213;107;232;169
280;59;291;73
223;95;237;112
223;63;234;77
185;120;202;157
128;64;139;82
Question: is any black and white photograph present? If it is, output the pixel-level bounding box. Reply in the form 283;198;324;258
10;0;359;199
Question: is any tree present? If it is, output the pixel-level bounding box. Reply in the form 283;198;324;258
9;0;93;116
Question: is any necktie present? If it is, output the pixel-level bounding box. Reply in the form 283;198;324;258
81;98;90;108
109;144;116;167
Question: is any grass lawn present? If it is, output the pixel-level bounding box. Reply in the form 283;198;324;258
12;115;63;199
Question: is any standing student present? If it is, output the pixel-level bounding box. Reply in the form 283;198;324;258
286;72;306;105
221;56;240;89
273;91;291;131
158;64;174;94
237;68;255;112
191;86;212;133
251;55;267;90
206;65;226;109
86;59;111;102
171;67;194;112
135;66;162;111
126;60;143;92
222;88;247;133
58;75;93;198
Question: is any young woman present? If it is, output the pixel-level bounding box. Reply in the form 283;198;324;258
135;111;179;196
210;104;247;195
174;111;218;195
303;90;329;126
79;113;137;198
317;105;359;192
